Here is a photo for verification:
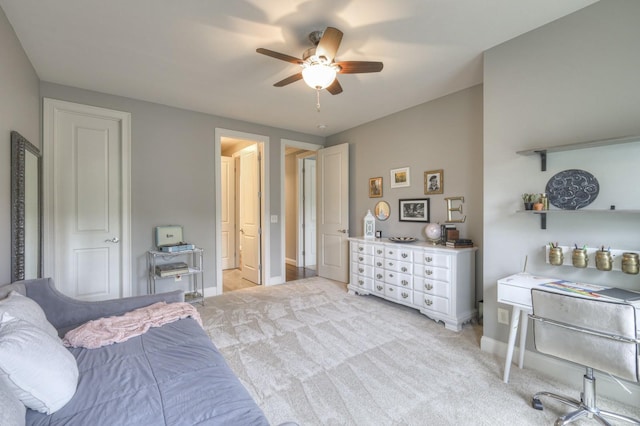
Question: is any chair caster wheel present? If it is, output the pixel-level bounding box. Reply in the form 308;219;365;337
532;397;543;410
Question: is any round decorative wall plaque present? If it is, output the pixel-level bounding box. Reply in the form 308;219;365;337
545;169;599;210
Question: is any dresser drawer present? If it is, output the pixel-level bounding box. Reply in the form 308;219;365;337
383;259;412;273
373;281;386;295
397;288;413;304
354;253;373;266
384;283;398;300
374;267;385;281
352;262;373;278
354;243;374;256
385;271;412;288
422;252;451;268
353;276;373;291
373;245;385;257
416;292;450;315
374;257;385;268
414;265;450;282
418;278;450;298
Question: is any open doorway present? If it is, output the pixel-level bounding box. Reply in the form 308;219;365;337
282;140;322;282
216;130;268;294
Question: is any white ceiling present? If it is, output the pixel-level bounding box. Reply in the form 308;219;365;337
1;0;598;137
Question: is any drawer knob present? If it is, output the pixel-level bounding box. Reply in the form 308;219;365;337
389;251;394;255
424;298;433;306
377;274;383;279
401;280;409;286
425;283;433;291
376;285;384;291
376;262;382;267
389;273;394;278
426;269;433;276
388;287;394;292
388;262;394;267
401;253;408;258
401;267;408;272
359;247;364;251
359;268;364;273
401;292;409;299
359;256;364;261
426;256;433;262
358;280;364;285
377;249;383;254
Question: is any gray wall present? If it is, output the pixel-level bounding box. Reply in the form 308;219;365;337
326;85;484;301
40;82;324;294
0;8;40;283
484;0;640;347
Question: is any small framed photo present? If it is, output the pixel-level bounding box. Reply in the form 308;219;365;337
399;198;430;222
424;169;443;195
369;177;382;198
390;167;410;188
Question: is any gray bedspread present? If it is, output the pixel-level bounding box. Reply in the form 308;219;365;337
26;318;269;426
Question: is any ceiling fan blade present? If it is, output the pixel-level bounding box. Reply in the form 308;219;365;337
274;72;303;87
256;48;303;65
326;79;343;95
316;27;343;62
335;61;384;74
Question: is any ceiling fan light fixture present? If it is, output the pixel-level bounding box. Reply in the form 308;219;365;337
302;63;337;90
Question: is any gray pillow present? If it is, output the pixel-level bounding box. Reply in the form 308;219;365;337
0;313;79;414
0;291;59;340
0;378;25;426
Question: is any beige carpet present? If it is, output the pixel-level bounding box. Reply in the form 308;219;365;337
197;277;640;425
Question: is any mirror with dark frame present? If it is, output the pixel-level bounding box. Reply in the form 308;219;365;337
11;131;42;282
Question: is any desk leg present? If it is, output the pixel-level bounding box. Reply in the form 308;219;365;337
503;307;522;383
518;310;529;369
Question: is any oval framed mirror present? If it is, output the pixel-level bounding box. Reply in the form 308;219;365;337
374;201;390;221
11;131;42;282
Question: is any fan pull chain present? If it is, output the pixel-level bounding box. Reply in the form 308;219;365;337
316;89;321;112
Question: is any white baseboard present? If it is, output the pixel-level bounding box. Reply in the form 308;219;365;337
480;336;640;407
267;276;284;285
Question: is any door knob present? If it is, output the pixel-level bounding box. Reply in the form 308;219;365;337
239;228;244;234
337;229;348;234
105;237;120;243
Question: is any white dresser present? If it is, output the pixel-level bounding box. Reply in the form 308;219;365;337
348;237;477;331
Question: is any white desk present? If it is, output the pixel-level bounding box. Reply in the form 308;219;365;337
496;273;640;383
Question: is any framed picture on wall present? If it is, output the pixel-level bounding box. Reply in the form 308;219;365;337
369;177;383;198
424;169;443;195
390;167;410;188
399;198;430;222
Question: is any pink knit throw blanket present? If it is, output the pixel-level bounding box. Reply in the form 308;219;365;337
63;302;203;349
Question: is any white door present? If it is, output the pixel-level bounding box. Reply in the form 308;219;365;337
317;143;349;282
303;157;317;268
221;156;236;270
239;145;261;284
43;99;131;300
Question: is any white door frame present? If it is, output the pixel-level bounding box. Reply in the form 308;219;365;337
280;139;322;282
215;129;269;294
297;154;316;268
42;98;132;297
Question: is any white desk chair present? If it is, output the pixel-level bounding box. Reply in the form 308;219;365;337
529;288;640;425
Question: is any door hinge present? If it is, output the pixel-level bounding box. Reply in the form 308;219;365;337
258;227;262;235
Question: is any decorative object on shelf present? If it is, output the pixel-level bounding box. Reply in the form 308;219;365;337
622;252;639;275
363;209;375;239
533;201;544;211
445;239;473;248
521;193;538;210
572;246;588;268
390;167;410;188
595;247;612;271
445;196;466;223
541;193;549;210
369;177;382;198
424;169;443;195
375;230;382;238
548;243;563;265
399;198;430;222
388;237;416;243
424;223;441;245
546;169;599;210
374;200;390;221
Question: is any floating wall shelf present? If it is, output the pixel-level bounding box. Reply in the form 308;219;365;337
516;135;640;171
517;209;640;230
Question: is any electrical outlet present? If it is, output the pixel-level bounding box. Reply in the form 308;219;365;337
497;308;510;325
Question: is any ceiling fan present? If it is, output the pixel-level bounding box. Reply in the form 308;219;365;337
256;27;383;96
